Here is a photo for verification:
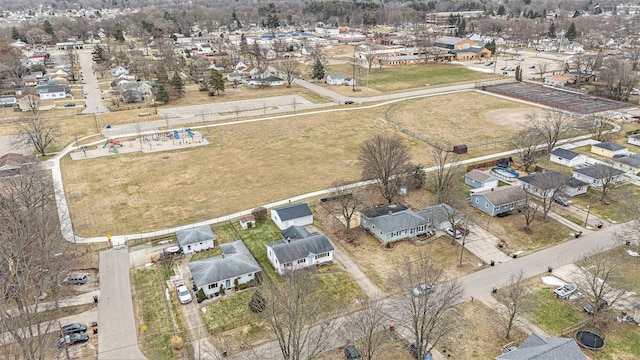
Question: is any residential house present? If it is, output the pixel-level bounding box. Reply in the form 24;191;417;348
266;226;334;274
0;153;38;177
345;78;356;86
516;171;566;199
563;177;589;197
544;74;576;87
188;240;260;297
122;89;143;103
36;85;66;100
572;164;625;187
22;74;37;87
233;61;248;72
628;134;640;147
227;72;242;82
0;97;16;108
175;225;216;254
495;333;585;360
465;169;499;189
591;142;627;158
262;76;285;86
326;74;344;85
550;148;586;167
271;203;313;230
417;203;462;230
110;66;130;77
471;186;527;217
360;203;431;244
564;42;585;54
613;154;640;175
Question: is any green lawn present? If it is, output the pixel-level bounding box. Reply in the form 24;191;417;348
202;290;267;336
526;289;586;336
226;221;283;282
590;323;640;360
316;271;366;313
568;185;640;224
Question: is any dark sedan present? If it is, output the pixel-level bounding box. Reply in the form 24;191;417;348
61;323;87;335
57;332;89;348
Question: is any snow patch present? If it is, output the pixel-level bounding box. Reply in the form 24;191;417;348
542;276;566;286
627;250;639;257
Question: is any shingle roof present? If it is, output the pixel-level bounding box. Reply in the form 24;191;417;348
176;225;217;247
592;142;626;151
550;148;581;160
476;186;527;206
272;203;313;221
0;153;37;171
281;225;311;240
417;203;460;226
361;203;409;218
435;36;465;45
267;231;334;264
614;154;640;168
466;169;497;183
572;164;625;179
188;240;260;286
495;333;586;360
367;209;430;233
518;171;566;190
565;177;589;188
35;85;65;94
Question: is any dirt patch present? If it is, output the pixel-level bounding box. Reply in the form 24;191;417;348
483;108;546;130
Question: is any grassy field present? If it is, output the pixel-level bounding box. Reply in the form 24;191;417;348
526;288;587;336
228;221;283;281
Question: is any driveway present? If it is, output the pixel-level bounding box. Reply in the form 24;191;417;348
98;248;146;360
456;222;514;265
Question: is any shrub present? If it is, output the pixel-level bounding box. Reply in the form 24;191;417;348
196;288;206;303
220;286;226;296
171;335;184;349
234;279;239;289
252;207;268;222
249;290;266;313
237;279;257;291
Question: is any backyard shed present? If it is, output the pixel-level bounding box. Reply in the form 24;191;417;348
453;145;467;154
271;203;313;230
240;215;256;229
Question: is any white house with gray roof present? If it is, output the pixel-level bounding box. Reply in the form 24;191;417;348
550;148;586;167
360;203;432;244
572;164;625;187
188;240;261;297
471;186;527;217
271;203;313;230
465;169;499;189
629;133;640;147
266;225;334;274
417;203;463;230
176;225;216;254
495;333;585;360
325;73;344;85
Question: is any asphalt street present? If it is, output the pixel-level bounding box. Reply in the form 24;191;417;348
78;50;110;115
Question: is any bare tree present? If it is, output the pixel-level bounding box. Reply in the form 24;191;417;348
510;128;542;172
534;62;550;79
584;114;613;142
329;179;367;242
64;47;78;81
392;252;464;360
277;56;299;87
576;251;628;317
342;298;388;360
529;109;574;154
360;43;378;73
13;95;60;156
359;134;412;204
0;169;67;360
263;270;339;360
591;163;624;202
496;270;529;340
521;193;540;231
520;170;567;220
429;143;461;203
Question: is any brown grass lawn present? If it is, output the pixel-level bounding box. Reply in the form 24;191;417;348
316;338;415;360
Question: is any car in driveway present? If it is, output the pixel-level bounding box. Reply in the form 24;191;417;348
57;332;89;348
445;228;462;239
553;196;571;207
410;342;433;360
63;274;87;285
83;90;88;95
344;345;362;360
175;282;192;304
412;283;433;296
61;323;87;335
584;299;608;315
529;65;536;69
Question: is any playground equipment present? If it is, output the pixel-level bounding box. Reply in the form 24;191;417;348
173;130;180;139
105;138;122;153
185;129;194;138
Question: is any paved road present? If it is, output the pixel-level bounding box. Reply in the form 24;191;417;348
78;50;110;115
98;248;146;360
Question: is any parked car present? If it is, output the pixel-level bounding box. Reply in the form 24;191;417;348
445;228;462;239
83;90;88;95
61;323;87;335
553;196;571;207
344;345;363;360
63;274;87;285
81;80;86;84
412;283;433;296
529;65;536;69
57;332;89;348
584;299;608;315
456;225;470;236
175;282;192;304
64;102;75;107
485;61;494;66
410;342;433;360
344;100;354;104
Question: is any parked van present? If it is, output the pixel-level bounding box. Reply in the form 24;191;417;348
63;274;88;285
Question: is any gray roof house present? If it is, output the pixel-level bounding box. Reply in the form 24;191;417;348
417;203;462;230
122;89;143;103
176;225;217;254
188;240;261;297
465;169;499;189
271;203;313;230
591;142;627;158
471;186;527;217
360;203;432;244
613;153;640;174
563;177;589;197
266;226;334;274
550;148;586;167
326;73;344;85
572;164;625;187
516;170;566;199
495;333;586;360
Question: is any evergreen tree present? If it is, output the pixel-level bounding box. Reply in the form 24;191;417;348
155;84;170;103
484;40;496;56
113;23;125;42
231;9;242;29
363;10;377;26
566;22;578;42
208;70;225;96
92;45;105;63
170;72;185;98
311;59;325;82
11;27;20;40
43;20;55;37
240;33;249;57
548;22;556;38
497;5;506;16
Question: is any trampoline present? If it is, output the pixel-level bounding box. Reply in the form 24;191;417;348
491;167;519;179
575;330;605;350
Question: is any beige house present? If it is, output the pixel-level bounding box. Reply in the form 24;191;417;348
591;142;627;158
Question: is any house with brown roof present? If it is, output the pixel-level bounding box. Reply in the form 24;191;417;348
0;153;38;177
544;74;576;87
470;186;527;216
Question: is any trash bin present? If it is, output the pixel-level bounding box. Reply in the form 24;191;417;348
93;295;99;303
492;287;497;294
222;349;227;357
490;260;495;266
512;253;517;259
548;266;553;273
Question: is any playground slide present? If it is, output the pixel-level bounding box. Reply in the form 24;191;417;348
174;130;180;139
185;129;194;138
112;147;119;153
103;140;109;148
